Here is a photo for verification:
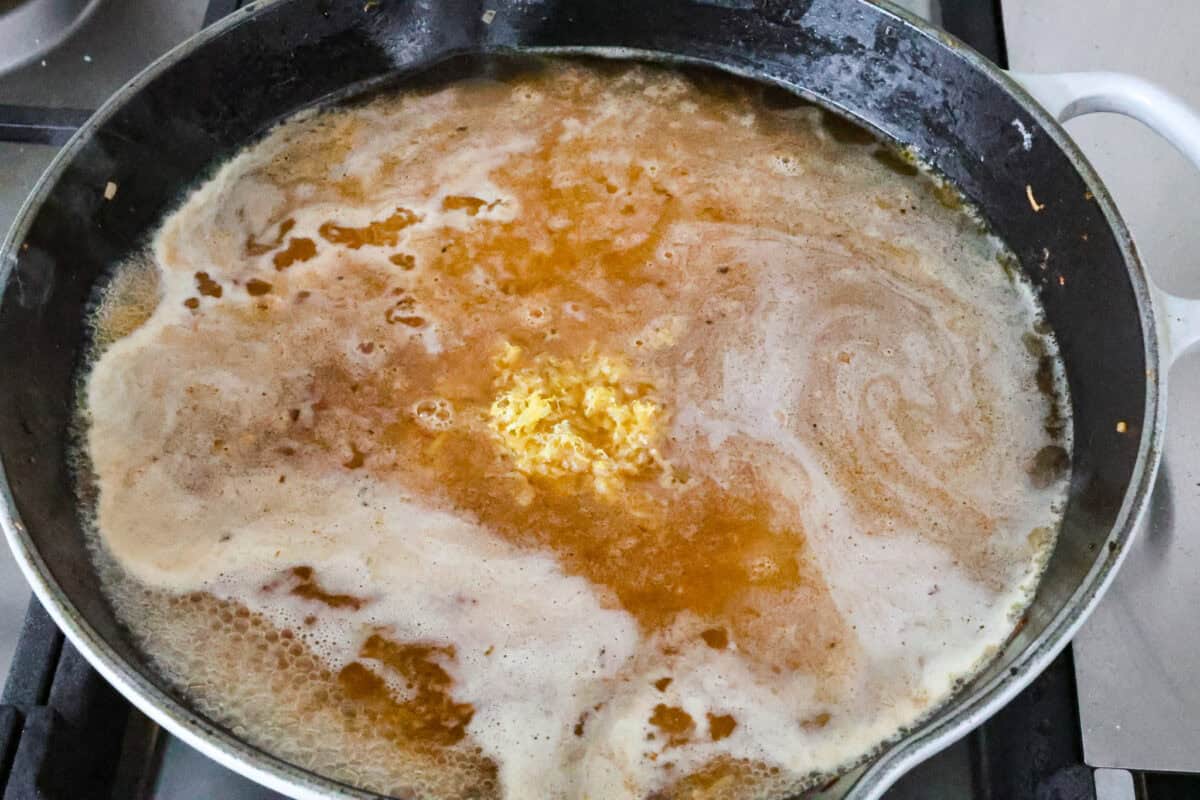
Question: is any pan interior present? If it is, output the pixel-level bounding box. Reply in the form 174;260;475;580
70;54;1073;798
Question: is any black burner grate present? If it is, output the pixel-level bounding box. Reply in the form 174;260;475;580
0;600;148;800
0;105;90;146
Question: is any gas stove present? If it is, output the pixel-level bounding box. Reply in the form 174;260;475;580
1;1;1196;798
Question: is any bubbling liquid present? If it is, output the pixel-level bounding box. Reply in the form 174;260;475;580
77;60;1070;799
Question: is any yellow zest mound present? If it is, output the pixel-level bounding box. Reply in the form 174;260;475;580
488;343;666;496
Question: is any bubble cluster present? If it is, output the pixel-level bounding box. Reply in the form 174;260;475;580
87;254;160;351
413;397;455;431
102;576;499;799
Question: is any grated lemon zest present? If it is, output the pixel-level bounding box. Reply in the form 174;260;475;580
488;344;666;495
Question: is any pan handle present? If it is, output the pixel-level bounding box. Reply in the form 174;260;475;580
1012;71;1200;365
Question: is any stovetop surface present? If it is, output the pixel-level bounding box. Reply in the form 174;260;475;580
1;1;1197;798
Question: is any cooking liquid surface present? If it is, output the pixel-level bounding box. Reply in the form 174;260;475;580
79;61;1070;799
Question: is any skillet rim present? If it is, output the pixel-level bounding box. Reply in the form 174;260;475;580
0;1;1165;797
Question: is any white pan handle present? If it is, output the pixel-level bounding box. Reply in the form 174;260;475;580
1012;71;1200;364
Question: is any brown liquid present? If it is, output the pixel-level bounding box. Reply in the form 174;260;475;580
341;634;475;747
81;59;1069;799
132;590;499;799
209;286;848;678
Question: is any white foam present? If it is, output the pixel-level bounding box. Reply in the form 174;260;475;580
200;481;641;799
81;60;1070;800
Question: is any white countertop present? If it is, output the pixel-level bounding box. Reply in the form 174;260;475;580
1005;0;1200;774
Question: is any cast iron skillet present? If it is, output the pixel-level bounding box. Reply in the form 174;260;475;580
1;0;1196;797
